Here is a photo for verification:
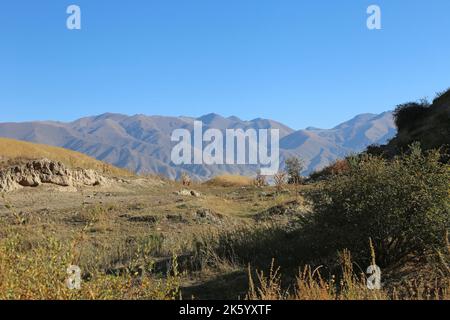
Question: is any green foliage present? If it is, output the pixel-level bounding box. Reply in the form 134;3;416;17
393;101;430;132
307;144;450;266
285;157;304;184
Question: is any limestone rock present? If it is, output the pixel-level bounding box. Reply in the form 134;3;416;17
0;158;111;192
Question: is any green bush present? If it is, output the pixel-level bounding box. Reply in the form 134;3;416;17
393;101;430;132
307;144;450;267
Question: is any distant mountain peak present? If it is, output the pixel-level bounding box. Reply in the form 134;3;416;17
197;113;223;121
227;116;241;121
93;112;126;120
305;126;321;131
332;113;379;130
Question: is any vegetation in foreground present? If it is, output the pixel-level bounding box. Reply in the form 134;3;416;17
0;143;448;300
0;90;448;300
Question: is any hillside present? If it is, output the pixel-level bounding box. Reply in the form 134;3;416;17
0;138;133;177
0;112;396;179
367;88;450;158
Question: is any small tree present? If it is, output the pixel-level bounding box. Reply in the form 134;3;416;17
285;157;304;185
273;171;287;192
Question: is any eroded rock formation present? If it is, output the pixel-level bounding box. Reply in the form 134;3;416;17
0;159;110;192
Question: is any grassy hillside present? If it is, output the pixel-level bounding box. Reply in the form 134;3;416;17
368;88;450;158
0;138;133;177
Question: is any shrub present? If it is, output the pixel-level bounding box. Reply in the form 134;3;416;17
253;170;268;187
393;101;430;132
273;172;287;191
365;144;386;157
307;144;450;267
308;159;350;181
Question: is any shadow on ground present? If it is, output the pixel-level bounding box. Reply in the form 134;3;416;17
181;270;249;300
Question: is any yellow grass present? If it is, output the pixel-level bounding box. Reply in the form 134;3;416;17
247;253;449;300
204;175;254;187
0;232;180;300
0;138;133;177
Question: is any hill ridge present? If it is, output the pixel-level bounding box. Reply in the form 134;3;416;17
0;112;396;179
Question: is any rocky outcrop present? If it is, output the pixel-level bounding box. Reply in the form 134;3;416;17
176;189;201;197
0;159;110;192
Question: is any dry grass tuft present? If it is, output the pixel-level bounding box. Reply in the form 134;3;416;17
204;175;254;187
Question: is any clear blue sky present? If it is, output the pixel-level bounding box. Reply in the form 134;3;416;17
1;0;449;129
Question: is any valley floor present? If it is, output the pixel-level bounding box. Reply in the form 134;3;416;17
0;177;306;299
0;176;448;300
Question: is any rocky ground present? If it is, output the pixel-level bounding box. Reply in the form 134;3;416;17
0;159;310;299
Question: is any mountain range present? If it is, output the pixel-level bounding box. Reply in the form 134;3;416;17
0;112;396;179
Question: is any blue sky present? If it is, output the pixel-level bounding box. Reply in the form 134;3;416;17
1;0;449;129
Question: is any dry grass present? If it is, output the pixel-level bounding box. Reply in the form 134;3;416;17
0;196;182;300
0;225;181;300
204;175;254;187
247;251;449;300
0;153;447;300
0;138;133;177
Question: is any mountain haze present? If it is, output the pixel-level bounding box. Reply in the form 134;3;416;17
0;112;396;179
